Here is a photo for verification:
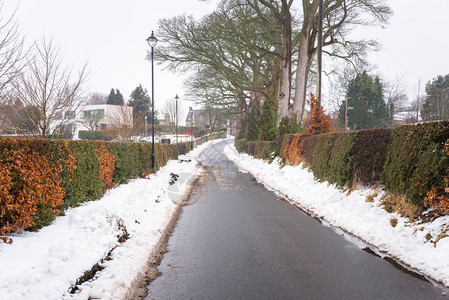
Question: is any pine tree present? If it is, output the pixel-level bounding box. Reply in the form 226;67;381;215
259;93;278;141
245;102;260;141
421;74;449;121
128;85;151;118
338;71;388;130
106;88;124;105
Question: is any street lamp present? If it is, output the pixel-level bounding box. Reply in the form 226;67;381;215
144;114;148;140
175;94;179;145
317;0;323;107
146;31;158;171
191;115;194;149
345;97;353;131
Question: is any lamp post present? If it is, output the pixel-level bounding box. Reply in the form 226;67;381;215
345;97;353;131
317;0;323;107
146;31;158;171
175;94;179;145
191;116;194;149
144;114;148;140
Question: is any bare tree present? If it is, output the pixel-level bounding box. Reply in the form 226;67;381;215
106;105;134;141
413;79;423;122
384;75;408;121
0;1;28;132
80;111;102;131
13;38;88;138
163;97;186;134
0;2;27;94
86;92;107;105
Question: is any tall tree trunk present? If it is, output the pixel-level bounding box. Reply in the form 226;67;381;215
290;0;319;121
291;33;314;121
278;0;292;119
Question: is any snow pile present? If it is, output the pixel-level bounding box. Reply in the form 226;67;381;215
0;139;222;300
224;142;449;287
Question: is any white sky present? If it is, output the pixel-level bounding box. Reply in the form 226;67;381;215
3;0;449;113
358;0;449;100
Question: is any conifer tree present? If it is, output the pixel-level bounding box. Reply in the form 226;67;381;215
338;72;388;130
106;88;124;105
128;84;151;118
260;94;278;141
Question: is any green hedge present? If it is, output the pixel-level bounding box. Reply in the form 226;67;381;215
78;130;112;141
195;130;226;147
353;129;392;185
381;121;449;206
65;141;104;208
236;122;449;209
235;139;284;163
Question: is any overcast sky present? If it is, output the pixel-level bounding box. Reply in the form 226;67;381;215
3;0;449;114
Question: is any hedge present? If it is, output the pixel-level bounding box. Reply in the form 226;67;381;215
237;121;449;212
381;121;449;206
0;138;192;243
235;138;284;163
78;130;112;141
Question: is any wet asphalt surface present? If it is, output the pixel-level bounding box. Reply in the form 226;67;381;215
146;140;447;299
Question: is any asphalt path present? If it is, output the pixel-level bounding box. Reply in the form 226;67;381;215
146;140;446;299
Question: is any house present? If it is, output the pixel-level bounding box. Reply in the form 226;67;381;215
186;107;224;130
60;104;133;137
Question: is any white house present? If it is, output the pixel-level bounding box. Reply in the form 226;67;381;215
60;104;133;138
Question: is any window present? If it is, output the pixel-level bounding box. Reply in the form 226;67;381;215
84;109;105;117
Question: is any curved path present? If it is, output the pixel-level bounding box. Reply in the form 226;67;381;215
146;140;446;299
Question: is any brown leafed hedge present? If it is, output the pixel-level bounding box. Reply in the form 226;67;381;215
0;138;193;243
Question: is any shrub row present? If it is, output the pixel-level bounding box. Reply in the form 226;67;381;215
0;138;192;243
78;130;112;141
382;121;449;206
235;139;277;162
195;130;227;147
239;121;449;211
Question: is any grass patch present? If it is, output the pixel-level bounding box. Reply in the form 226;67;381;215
366;192;378;203
380;193;423;220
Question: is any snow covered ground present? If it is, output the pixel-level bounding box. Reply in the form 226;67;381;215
0;139;222;300
224;141;449;288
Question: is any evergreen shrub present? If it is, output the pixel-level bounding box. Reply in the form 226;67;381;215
307;133;338;182
78;130;112;141
65;140;104;207
327;132;356;188
353;129;392;186
382;121;449;207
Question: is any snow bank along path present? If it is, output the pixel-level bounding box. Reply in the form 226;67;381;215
0;139;223;300
224;141;449;288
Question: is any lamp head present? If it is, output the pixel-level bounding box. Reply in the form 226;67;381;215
146;31;158;48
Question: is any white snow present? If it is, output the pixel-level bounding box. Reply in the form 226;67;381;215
0;139;222;300
224;141;449;287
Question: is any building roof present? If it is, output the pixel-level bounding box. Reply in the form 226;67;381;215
186;107;204;122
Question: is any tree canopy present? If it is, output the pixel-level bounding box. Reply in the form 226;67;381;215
128;84;151;119
154;0;392;138
338;71;388;130
106;88;124;106
421;74;449;122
